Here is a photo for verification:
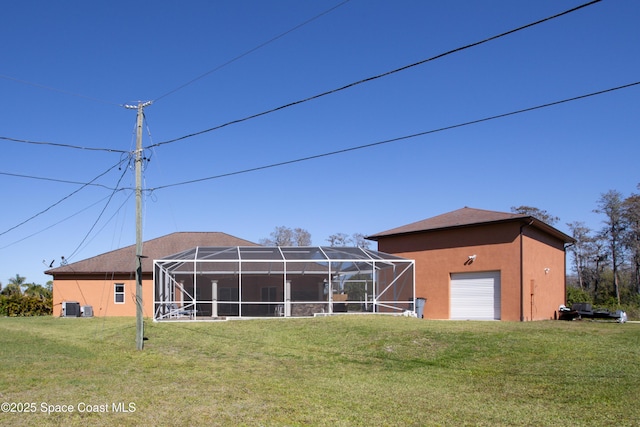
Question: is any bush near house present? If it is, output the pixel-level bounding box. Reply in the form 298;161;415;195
0;294;52;316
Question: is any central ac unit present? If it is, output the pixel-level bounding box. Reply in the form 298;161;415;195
81;305;93;317
62;301;81;317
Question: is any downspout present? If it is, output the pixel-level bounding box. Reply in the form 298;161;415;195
520;219;534;322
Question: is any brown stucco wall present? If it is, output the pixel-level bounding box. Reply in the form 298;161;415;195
521;226;567;320
52;274;154;317
376;221;567;321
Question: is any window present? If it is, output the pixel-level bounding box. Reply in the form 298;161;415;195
114;283;125;304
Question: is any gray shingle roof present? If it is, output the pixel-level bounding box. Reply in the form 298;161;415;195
45;232;258;276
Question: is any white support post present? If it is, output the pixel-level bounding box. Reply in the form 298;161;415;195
211;280;218;318
328;262;333;314
284;280;291;317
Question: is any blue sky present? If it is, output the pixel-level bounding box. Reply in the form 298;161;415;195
1;0;638;286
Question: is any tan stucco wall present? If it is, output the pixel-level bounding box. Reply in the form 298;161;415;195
376;222;567;321
52;275;154;317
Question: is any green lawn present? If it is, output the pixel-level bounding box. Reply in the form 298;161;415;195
0;316;638;426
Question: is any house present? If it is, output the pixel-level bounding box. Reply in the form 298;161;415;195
46;232;415;319
46;232;259;317
367;207;575;321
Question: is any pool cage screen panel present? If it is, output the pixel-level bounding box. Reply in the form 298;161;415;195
153;246;415;320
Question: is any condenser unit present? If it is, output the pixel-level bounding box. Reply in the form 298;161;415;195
81;306;93;317
61;301;81;317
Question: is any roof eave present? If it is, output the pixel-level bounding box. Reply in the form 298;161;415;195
367;216;575;244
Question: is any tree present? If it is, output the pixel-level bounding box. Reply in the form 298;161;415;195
9;274;26;288
350;233;371;249
327;232;372;248
260;226;311;246
260;226;293;246
0;274;26;296
23;283;52;300
292;228;312;246
622;190;640;294
0;275;52;316
327;233;349;247
566;221;593;291
564;185;640;310
595;190;626;304
590;240;608;302
510;205;559;226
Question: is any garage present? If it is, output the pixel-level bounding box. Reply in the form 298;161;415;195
450;271;501;320
369;207;575;321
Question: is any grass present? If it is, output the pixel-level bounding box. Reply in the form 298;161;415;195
0;316;638;426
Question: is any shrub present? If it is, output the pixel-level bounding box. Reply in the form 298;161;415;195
565;285;592;306
0;294;52;316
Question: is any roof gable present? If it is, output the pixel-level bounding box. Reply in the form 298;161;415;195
46;232;259;276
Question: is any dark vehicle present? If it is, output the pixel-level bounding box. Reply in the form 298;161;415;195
559;303;627;323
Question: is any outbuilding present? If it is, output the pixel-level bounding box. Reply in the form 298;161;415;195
367;207;575;321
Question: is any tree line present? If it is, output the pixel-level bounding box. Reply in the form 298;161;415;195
259;226;370;248
564;186;640;311
0;274;52;316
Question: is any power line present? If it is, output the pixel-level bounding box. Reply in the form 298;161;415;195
148;80;640;192
0;135;130;154
152;0;352;103
0;158;130;238
0;171;120;190
67;163;131;261
146;0;602;150
0;194;122;250
1;99;143;156
0;73;122;107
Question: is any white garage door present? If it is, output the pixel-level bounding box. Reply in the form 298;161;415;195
450;271;501;320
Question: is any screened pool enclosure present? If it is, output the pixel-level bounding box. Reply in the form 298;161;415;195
153;246;415;320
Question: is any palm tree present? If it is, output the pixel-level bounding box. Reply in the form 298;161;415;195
9;274;26;291
1;274;26;296
23;283;52;300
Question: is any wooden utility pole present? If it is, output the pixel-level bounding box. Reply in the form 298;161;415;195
126;100;151;350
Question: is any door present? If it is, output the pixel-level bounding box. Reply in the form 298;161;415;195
450;271;501;320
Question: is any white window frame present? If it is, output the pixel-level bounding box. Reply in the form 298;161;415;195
114;283;125;304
